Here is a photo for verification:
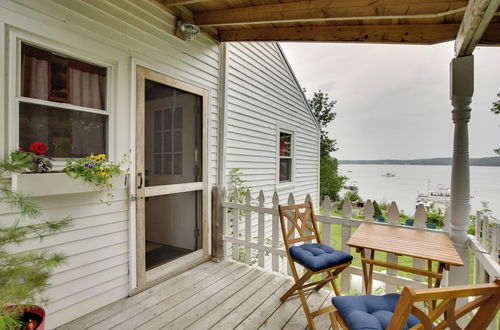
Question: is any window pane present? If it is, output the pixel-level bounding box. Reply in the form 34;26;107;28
19;102;106;158
280;132;291;157
21;43;107;110
154;132;162;153
174;131;182;152
164;108;172;130
144;79;202;185
154;154;162;175
174;107;182;129
280;158;291;182
174;154;182;175
164;154;172;175
154;110;162;131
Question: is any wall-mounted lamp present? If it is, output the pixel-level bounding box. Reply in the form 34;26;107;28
177;20;200;42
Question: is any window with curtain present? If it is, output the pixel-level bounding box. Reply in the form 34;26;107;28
279;132;293;182
19;43;108;158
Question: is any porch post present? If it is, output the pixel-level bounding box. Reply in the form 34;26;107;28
448;55;473;286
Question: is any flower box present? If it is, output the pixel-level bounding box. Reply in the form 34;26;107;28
11;172;122;197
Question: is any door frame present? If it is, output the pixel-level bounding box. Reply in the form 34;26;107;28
135;66;209;287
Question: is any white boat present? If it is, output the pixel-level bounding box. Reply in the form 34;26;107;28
381;172;395;177
344;181;359;192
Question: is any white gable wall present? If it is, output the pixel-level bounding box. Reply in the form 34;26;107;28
225;42;320;205
0;0;219;328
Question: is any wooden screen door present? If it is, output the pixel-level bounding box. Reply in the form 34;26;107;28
135;66;209;286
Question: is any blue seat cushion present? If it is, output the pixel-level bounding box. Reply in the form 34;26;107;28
332;294;420;330
289;243;353;271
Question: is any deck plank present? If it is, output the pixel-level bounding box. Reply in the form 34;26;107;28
211;274;288;329
186;270;277;329
257;291;312;330
233;278;297;330
58;260;337;330
134;263;254;329
164;267;269;329
113;261;245;329
58;261;223;329
313;291;335;330
283;289;330;329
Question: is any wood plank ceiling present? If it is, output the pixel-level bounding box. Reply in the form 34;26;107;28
154;0;500;45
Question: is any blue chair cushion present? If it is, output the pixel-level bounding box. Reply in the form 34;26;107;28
332;294;420;330
289;243;353;272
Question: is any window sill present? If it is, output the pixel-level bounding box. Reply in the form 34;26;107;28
11;172;122;197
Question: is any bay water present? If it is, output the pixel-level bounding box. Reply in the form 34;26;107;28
338;164;500;218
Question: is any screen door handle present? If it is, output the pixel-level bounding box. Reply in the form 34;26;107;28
137;173;143;189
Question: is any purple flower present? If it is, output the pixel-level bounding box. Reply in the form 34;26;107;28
86;163;94;169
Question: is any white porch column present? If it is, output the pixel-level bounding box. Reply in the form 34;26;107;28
448;55;473;286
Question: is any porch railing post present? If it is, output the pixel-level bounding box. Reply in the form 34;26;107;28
212;186;226;262
448;55;473;287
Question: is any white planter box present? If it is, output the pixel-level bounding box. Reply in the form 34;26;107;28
11;172;122;197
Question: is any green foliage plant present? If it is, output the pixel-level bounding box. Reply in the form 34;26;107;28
65;153;128;198
0;151;71;328
227;168;252;263
372;201;382;217
307;90;346;201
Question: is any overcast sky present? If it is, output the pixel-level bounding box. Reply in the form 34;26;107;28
280;42;500;160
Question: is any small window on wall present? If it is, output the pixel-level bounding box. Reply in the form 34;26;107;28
279;132;293;183
18;43;108;158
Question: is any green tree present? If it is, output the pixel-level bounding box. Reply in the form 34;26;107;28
0;151;71;328
307;90;346;201
491;93;500;154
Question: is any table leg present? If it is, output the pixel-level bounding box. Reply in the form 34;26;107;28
367;249;375;295
434;263;445;288
427;260;434;312
427;260;433;288
359;248;369;294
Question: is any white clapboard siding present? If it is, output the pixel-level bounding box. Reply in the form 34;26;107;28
0;189;129;329
0;0;222;328
225;42;320;206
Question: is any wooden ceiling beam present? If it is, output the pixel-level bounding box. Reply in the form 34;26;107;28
194;0;467;26
159;0;211;7
479;22;500;45
219;24;460;44
455;0;500;56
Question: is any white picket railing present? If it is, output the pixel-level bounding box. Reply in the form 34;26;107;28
212;187;466;294
469;210;500;285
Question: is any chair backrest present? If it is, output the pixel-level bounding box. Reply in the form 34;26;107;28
278;201;322;249
387;279;500;330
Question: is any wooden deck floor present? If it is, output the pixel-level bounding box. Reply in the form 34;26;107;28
59;260;334;329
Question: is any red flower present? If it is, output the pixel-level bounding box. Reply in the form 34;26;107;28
29;142;48;155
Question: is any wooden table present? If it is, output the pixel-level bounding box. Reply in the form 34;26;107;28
347;223;464;295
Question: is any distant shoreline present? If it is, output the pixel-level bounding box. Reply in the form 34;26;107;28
339;157;500;167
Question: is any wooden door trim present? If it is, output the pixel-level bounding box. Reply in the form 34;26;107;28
145;182;204;197
135;65;210;288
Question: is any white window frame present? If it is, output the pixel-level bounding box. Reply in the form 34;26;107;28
8;30;115;167
276;123;296;186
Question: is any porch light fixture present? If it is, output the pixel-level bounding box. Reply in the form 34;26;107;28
177;20;200;41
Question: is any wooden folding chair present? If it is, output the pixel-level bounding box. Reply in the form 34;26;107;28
330;279;500;330
278;201;353;329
